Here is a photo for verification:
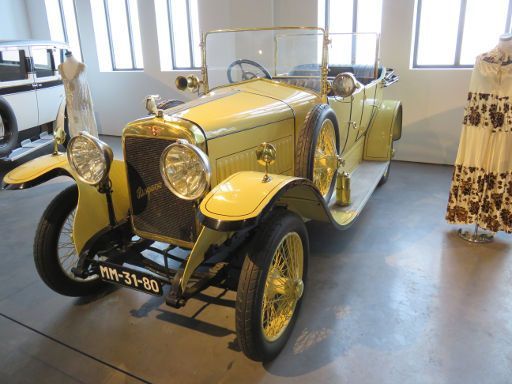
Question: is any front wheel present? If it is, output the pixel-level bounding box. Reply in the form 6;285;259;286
34;185;105;296
236;210;309;361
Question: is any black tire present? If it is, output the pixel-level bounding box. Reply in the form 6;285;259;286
34;185;105;296
0;100;19;157
296;104;340;201
378;143;393;187
378;162;390;186
236;209;309;361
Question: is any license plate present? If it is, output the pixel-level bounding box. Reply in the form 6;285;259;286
98;262;163;296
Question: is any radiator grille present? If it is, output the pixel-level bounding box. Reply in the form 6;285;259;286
124;136;197;244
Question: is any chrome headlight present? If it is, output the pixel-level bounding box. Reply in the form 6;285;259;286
67;132;113;186
160;139;210;200
332;72;359;98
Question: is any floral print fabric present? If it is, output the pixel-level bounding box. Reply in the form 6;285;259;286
464;92;511;132
447;165;512;232
446;46;512;233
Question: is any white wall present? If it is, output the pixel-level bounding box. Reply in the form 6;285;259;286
4;0;473;165
380;0;471;165
72;0;232;136
0;0;32;39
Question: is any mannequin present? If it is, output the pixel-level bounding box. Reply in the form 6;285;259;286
498;34;512;56
60;50;81;79
58;51;98;138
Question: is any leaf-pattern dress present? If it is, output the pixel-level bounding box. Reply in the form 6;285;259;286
446;47;512;233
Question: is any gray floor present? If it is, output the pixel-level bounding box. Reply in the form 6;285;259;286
0;137;511;384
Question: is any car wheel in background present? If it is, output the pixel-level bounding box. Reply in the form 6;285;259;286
0;103;19;158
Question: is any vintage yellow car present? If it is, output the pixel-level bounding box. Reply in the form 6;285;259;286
2;27;401;361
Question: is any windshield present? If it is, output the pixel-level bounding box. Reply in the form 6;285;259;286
204;28;325;91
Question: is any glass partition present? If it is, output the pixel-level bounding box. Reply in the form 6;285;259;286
204;28;325;91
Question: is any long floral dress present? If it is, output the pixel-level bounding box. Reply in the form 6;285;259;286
58;62;98;138
446;46;512;233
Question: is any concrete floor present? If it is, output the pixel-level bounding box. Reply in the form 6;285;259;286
0;137;511;383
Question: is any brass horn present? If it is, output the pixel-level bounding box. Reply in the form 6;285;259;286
175;75;201;92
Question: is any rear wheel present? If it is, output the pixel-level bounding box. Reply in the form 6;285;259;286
236;210;308;361
34;185;105;296
378;143;394;186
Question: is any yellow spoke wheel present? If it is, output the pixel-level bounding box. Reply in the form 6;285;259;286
261;232;304;342
313;119;338;198
235;210;308;362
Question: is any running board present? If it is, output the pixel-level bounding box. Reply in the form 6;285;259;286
2;132;55;162
327;160;389;227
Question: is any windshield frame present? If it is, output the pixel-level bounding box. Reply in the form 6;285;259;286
201;26;329;100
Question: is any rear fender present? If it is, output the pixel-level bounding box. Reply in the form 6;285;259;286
3;154;130;255
363;100;402;161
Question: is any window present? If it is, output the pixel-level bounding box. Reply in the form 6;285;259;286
413;0;512;68
318;0;383;64
154;0;201;70
32;48;55;78
90;0;144;71
45;0;82;61
0;50;27;82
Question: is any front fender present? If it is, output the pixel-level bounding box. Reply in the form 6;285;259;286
3;154;130;255
2;153;71;189
198;171;341;231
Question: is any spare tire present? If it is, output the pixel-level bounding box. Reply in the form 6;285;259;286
0;99;19;158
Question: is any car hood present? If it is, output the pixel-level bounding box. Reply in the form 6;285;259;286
165;79;319;140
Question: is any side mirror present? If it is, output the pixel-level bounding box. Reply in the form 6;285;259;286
332;72;360;98
175;75;202;93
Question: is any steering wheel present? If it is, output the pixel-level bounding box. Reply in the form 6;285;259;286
227;59;272;83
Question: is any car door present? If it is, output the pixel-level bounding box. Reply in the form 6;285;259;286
357;76;379;141
328;84;364;156
30;45;65;126
0;46;39;132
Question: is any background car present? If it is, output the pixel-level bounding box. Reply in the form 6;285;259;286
0;40;68;161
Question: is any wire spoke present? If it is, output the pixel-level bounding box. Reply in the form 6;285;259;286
261;232;304;341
